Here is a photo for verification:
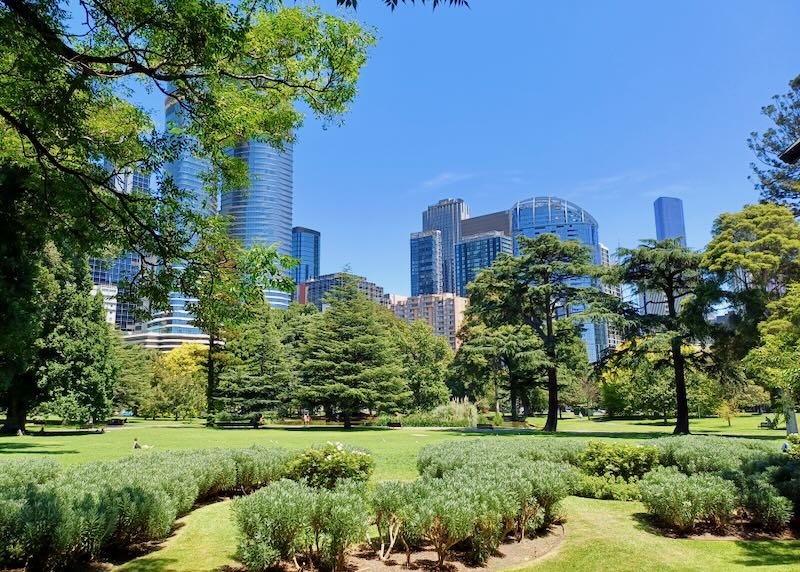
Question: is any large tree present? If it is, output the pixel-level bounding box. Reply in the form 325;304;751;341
394;320;452;411
299;279;409;428
614;239;710;434
0;242;119;431
0;0;374;426
468;233;617;432
749;74;800;214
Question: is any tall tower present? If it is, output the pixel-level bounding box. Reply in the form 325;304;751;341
511;196;606;362
421;198;470;293
454;231;512;297
222;141;294;309
292;226;321;286
410;230;443;295
654;197;687;246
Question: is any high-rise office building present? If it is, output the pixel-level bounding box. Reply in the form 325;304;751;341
599;243;623;350
454;231;513;297
386;293;467;350
292;226;321;290
410;230;443;295
460;210;512;238
654;197;687;246
299;272;386;310
222;141;294;309
511;196;607;361
422;199;470;293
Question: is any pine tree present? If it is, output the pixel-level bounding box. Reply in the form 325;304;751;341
216;304;295;418
299;278;409;428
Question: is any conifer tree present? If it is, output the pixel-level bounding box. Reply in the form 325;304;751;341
299;278;409;428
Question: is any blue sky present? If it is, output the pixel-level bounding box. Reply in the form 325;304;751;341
135;0;800;295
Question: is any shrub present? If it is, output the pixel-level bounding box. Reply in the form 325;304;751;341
231;447;292;492
575;474;641;501
412;478;475;568
740;476;793;531
578;440;659;481
376;399;479;428
370;480;413;561
640;467;737;533
287;442;374;489
649;435;774;474
314;481;370;571
233;479;314;571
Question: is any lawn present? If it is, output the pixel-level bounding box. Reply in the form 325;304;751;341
1;414;796;572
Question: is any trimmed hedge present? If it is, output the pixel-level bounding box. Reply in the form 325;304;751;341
648;435;774;475
0;447;290;570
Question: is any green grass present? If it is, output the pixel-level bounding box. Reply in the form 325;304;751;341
1;414;796;572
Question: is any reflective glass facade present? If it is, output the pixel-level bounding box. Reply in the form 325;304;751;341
422;199;469;293
511;196;606;362
222;141;294;309
292;226;321;286
654;197;686;246
454;231;512;297
410;230;443;295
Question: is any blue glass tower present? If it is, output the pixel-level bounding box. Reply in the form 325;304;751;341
422;199;469;293
410;230;443;295
292;226;321;287
454;231;513;297
222;141;294;309
511;196;606;362
654;197;687;246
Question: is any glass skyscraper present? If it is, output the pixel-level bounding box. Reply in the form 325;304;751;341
653;196;687;246
222;140;294;309
511;196;606;362
410;230;443;295
454;231;513;297
292;226;321;286
421;198;470;294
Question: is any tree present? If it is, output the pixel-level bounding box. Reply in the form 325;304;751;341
613;239;709;434
0;0;374;422
337;0;468;8
468;233;617;432
147;344;207;420
182;225;295;414
394;320;452;411
113;334;157;415
749;74;800;214
1;242;119;431
299;279;409;428
216;304;295;418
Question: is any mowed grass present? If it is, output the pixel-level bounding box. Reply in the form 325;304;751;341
1;414;796;572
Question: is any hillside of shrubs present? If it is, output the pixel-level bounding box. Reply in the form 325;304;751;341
1;435;798;571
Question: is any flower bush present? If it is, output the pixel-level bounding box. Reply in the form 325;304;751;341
287;442;374;489
578;440;659;481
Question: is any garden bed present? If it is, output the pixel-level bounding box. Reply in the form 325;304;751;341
348;529;564;572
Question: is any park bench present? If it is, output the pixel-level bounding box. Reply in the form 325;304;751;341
107;418;127;426
214;421;261;429
759;419;776;429
476;423;495;430
387;421;402;427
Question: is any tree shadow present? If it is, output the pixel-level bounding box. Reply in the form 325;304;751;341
733;539;800;567
0;441;79;454
111;558;180;572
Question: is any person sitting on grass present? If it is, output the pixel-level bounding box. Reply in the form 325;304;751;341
133;438;153;450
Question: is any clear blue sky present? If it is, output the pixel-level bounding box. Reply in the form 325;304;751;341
137;1;800;295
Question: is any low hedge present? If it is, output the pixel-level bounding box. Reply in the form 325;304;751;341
0;447;291;570
648;435;774;474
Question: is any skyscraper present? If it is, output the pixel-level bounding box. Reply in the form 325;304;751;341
460;210;512;238
222;141;294;309
292;226;321;288
653;197;687;246
511;196;606;361
410;230;443;295
300;272;386;310
454;231;513;297
421;199;470;293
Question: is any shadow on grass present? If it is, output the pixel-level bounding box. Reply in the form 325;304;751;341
733;539;800;567
113;558;179;572
0;441;79;454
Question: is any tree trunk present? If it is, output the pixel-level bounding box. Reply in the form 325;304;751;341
343;410;352;430
543;367;559;432
510;378;519;422
1;392;29;434
672;336;690;435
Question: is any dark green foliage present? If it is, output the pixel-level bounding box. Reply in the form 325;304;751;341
578;440;659;481
374;399;478;427
575;474;641;501
0;447;290;570
640;467;738;533
739;477;794;531
287;443;374;489
299;279;410;427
